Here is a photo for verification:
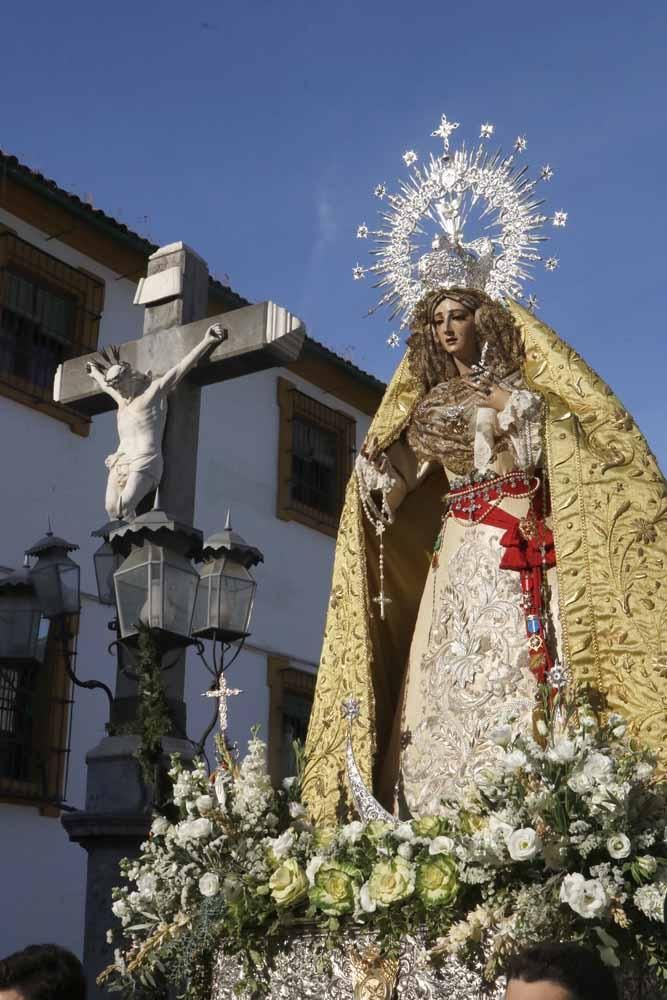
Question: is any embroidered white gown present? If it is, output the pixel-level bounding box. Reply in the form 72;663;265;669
380;384;560;817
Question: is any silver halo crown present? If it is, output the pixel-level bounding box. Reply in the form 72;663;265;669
353;114;567;345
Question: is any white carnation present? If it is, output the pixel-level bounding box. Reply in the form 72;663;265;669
137;872;158;896
547;739;577;764
506;828;541;862
339;821;365;845
195;794;214;814
582;752;615;783
560;873;608;918
111;899;130;920
198;872;220;897
502;750;528;772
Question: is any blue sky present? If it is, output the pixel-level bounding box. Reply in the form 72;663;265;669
2;0;666;463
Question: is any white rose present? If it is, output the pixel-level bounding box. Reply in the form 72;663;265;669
191;817;212;839
269;829;295;859
340;821;365;845
429;836;455;855
488;815;514;844
490;724;512;747
582;752;615;783
607;834;631;860
506;828;541;861
397;842;413;860
196;794;213;814
305;855;325;886
395;822;415;842
111;899;129;919
359;882;377;913
151;816;170;836
199;872;220;897
560;873;608;919
547;739;577;764
503;750;528;772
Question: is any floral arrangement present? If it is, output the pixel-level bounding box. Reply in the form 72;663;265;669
101;697;667;998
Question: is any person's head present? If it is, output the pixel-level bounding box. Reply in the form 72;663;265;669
0;944;86;1000
407;285;524;390
505;942;619;1000
105;361;150;399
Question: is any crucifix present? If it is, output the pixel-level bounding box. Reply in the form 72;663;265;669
58;241;304;1000
203;673;242;740
54;241;304;527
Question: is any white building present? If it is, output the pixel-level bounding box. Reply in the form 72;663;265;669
0;152;383;958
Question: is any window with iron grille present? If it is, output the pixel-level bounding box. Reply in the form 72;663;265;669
0;232;104;432
0;616;75;813
277;377;356;537
267;657;316;786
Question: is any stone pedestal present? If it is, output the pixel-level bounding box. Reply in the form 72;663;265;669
62;735;194;1000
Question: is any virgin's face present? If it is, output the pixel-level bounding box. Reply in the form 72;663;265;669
432;297;479;366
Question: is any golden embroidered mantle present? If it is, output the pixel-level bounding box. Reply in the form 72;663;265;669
302;302;667;825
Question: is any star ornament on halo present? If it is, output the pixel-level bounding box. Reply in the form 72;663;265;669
352;113;568;336
431;113;460;151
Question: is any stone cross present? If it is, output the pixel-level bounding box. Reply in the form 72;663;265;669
54;241;304;525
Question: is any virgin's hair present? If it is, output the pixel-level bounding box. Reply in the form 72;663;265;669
406;286;525;390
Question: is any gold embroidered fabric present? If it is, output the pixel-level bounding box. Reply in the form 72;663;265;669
303;306;667;826
509;301;667;762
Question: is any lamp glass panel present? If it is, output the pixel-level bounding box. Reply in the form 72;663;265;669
114;549;151;638
0;597;42;660
94;542;122;606
162;551;199;638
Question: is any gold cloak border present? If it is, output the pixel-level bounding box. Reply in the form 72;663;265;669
302;303;667;826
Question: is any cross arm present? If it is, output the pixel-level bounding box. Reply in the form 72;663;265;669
53;301;305;416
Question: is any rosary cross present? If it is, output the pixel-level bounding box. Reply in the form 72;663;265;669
203;672;242;737
372;591;393;620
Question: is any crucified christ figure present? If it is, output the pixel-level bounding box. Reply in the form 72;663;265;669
86;323;227;521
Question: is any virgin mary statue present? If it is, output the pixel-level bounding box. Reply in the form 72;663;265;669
302;120;667;827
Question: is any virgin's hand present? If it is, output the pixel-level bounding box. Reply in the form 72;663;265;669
460;375;511;413
360;436;389;473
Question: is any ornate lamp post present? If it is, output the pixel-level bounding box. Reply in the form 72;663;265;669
111;510;202;649
25;531;80;619
92;522;124;607
0;558;47;664
192;512;264;642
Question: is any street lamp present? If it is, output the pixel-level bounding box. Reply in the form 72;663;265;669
192;512;264;642
25;531;80;619
111;510;202;648
92;522;124;607
0;558;48;663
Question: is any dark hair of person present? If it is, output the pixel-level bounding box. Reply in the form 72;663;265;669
406;285;525;391
0;943;86;1000
506;941;619;1000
